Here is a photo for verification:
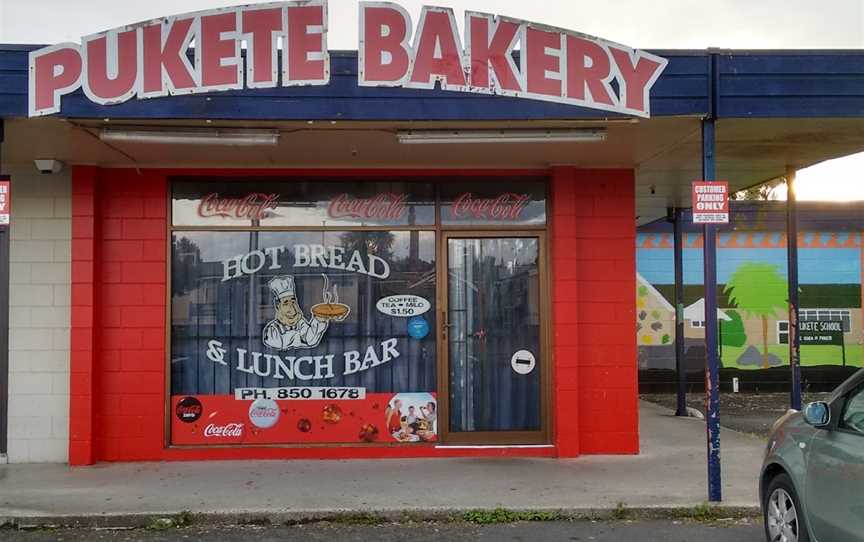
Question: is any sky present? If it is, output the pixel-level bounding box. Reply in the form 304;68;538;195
1;0;862;200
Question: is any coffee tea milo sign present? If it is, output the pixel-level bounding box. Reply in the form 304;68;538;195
28;2;668;117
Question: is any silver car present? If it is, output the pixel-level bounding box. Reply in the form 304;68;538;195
761;368;864;542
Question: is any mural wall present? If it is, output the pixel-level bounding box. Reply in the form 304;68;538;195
637;209;864;381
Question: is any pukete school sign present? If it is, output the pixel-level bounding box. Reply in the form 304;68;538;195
28;1;668;118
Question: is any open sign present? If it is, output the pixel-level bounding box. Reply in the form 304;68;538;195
376;295;431;318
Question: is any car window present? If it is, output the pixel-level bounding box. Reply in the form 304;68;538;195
841;387;864;434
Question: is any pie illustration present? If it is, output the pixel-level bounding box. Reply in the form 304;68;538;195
322;404;343;424
311;303;351;320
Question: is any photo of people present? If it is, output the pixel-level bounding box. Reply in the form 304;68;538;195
385;393;437;443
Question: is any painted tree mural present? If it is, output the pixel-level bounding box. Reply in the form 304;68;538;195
724;263;788;368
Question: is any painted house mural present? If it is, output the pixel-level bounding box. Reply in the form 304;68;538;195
637;201;864;381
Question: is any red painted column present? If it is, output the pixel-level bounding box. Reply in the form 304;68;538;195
552;167;638;456
96;170;167;461
69;166;98;465
551;167;582;457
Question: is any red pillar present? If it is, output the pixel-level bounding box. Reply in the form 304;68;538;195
552;167;638;457
69;166;98;465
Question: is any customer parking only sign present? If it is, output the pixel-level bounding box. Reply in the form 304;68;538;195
0;177;10;226
691;181;729;224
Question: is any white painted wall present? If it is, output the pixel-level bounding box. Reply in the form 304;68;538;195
6;169;71;463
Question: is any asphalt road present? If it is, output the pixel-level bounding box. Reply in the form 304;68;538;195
4;520;764;541
641;392;832;437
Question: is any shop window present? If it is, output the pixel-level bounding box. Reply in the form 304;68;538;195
172;179;436;228
439;180;547;226
777;321;789;344
169;177;548;447
170;228;439;446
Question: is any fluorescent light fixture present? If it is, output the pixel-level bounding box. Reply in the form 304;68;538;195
100;128;280;146
397;129;607;144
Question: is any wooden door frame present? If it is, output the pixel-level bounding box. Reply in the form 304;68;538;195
437;231;551;445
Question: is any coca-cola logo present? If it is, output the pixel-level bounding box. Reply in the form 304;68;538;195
451;192;531;221
203;423;245;438
175;397;202;423
248;398;280;429
328;193;408;221
198;192;279;220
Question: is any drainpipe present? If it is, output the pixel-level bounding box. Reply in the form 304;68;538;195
0;118;6;461
786;167;802;410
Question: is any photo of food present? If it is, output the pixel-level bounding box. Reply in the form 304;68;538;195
322;404;343;424
384;393;437;443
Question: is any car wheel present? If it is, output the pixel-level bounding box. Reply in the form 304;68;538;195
763;473;810;542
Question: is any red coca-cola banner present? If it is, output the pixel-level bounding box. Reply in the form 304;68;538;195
327;193;407;220
198;192;280;220
450;192;531;221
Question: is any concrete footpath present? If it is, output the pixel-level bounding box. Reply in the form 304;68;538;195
0;402;765;525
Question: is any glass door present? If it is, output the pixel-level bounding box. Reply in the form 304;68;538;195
441;233;547;444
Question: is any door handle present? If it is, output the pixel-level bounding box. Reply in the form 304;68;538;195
441;312;456;335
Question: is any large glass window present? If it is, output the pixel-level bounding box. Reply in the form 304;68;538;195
172;179;436;227
172;231;437;395
169;177;546;447
440;180;546;226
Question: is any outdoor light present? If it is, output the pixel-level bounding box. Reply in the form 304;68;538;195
396;129;607;144
33;159;65;174
99;128;280;146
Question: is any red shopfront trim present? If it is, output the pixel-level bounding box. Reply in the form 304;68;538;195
69;167;637;465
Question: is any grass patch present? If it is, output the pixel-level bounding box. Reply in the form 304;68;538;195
462;508;565;524
145;511;193;530
611;502;630;520
679;503;732;522
327;513;390;526
721;344;863;369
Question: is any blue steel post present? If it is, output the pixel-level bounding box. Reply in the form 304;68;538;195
673;208;687;417
700;51;722;503
702;119;722;503
786;167;802;410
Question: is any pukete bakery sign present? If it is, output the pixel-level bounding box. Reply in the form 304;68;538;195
28;1;668;117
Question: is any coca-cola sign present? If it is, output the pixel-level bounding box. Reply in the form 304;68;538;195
328;193;407;221
198;193;279;220
248;398;280;429
175;397;202;423
450;193;531;221
203;423;245;438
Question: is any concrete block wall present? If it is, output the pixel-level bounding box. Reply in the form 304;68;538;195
7;169;71;463
551;167;638;456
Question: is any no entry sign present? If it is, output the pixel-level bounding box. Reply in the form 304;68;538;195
692;181;729;224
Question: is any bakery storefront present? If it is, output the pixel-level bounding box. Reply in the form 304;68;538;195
170;177;549;448
3;1;858;465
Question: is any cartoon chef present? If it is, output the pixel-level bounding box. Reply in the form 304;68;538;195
263;276;344;351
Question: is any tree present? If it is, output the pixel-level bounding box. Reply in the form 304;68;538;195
172;236;202;297
724;263;787;368
731;178;784;200
720;309;747;348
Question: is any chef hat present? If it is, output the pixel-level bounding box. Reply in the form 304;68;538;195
268;276;296;301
